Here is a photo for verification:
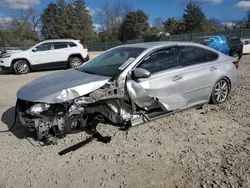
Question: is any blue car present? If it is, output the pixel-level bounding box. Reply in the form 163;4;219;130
193;35;243;60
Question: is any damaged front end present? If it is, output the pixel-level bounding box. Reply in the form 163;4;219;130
16;79;134;144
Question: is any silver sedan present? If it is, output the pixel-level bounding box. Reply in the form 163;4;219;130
16;41;239;144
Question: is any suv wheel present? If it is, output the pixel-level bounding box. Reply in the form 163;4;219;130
210;78;230;104
13;60;30;74
232;51;240;61
69;57;83;69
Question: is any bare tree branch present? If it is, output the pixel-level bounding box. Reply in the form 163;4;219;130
9;7;41;32
96;0;133;32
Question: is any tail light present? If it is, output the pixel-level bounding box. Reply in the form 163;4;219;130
232;61;239;69
80;41;87;49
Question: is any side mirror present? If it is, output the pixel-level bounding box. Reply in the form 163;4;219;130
32;47;37;52
131;68;151;79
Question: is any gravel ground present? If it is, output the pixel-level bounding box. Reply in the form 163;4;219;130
0;53;250;188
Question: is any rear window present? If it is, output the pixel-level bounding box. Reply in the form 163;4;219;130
205;49;219;61
68;42;77;47
178;46;208;66
53;42;68;49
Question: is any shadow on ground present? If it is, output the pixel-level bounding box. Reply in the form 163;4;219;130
1;106;35;139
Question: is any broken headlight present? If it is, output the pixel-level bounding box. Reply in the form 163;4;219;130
26;103;50;115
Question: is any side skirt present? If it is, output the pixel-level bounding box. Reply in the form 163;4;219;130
131;100;209;127
31;61;68;70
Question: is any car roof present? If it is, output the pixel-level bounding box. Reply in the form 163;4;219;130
120;41;212;50
42;39;79;43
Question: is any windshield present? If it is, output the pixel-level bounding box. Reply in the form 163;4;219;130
26;44;37;51
80;46;146;77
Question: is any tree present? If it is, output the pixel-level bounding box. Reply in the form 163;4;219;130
10;7;41;33
41;3;61;39
119;10;150;41
153;17;164;30
41;0;95;41
95;0;133;41
183;2;207;33
96;0;133;32
72;0;95;41
0;7;40;46
163;17;185;34
206;18;222;33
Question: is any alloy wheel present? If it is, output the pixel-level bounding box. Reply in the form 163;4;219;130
71;58;82;68
214;79;229;103
17;62;29;74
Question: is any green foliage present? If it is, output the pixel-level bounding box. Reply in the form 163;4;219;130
205;19;222;33
41;0;94;41
183;2;207;33
119;10;150;41
163;17;185;34
0;21;38;47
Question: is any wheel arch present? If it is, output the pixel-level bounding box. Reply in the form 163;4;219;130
11;58;32;71
208;75;232;102
67;54;84;62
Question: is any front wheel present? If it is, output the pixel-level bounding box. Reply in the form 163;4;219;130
13;60;30;74
210;79;230;104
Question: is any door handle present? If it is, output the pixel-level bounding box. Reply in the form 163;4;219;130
210;66;217;71
172;75;182;82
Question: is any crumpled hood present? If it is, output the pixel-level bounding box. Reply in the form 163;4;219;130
17;69;111;103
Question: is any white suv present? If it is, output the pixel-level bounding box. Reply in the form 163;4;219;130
0;39;89;74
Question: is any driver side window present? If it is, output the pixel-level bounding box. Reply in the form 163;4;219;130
138;47;178;74
36;43;52;52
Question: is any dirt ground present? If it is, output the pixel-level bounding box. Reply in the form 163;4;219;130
0;52;249;188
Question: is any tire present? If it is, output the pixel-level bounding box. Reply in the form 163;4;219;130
232;51;240;61
13;60;30;74
69;57;83;69
210;78;230;104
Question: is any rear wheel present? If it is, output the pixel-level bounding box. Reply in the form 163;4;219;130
13;60;30;74
69;57;83;69
232;51;240;61
210;79;230;104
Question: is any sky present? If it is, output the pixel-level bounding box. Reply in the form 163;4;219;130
0;0;250;29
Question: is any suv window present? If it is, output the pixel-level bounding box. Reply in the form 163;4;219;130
243;40;250;45
36;43;52;51
68;42;77;47
53;42;68;49
138;48;178;74
178;46;207;67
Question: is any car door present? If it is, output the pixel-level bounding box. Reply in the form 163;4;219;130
29;43;53;66
126;47;187;112
176;45;219;106
51;42;71;65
